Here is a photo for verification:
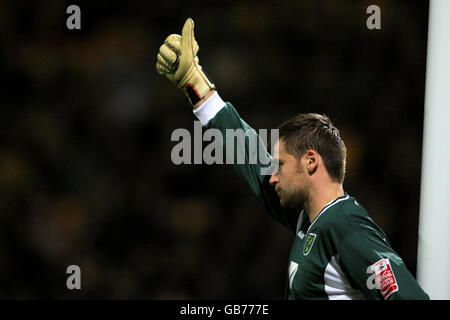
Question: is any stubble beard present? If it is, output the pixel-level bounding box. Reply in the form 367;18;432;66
280;188;307;209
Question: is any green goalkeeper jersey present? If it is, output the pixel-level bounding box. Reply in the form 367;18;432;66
195;94;429;300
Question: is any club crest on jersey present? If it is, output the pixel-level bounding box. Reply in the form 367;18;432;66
303;233;317;255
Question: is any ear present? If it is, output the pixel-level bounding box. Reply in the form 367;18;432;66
305;149;319;175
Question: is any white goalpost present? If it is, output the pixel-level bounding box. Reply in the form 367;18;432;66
417;0;450;300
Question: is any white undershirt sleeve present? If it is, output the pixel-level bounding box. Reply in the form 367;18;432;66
192;91;226;126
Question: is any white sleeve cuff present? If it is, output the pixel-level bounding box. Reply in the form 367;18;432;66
192;91;226;126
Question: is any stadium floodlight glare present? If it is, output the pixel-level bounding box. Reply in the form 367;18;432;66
417;0;450;300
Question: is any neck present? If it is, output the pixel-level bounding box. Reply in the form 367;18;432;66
303;183;345;223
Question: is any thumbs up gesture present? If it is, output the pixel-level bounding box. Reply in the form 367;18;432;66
156;18;216;105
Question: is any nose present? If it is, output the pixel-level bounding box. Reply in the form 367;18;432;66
269;173;279;186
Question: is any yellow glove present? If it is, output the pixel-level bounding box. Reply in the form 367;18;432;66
156;18;215;105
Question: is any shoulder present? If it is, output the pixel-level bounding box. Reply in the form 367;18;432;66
319;195;366;228
319;194;385;241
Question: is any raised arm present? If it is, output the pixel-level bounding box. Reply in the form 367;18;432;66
156;18;300;233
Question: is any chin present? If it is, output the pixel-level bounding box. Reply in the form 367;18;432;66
280;198;301;209
280;192;305;209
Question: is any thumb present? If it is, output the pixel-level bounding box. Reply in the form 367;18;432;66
180;18;195;64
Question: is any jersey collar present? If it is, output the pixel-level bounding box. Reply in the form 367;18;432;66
306;193;349;233
296;193;350;236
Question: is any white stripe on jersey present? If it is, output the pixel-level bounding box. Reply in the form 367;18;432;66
324;255;365;300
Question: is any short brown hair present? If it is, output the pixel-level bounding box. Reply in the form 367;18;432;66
278;113;347;183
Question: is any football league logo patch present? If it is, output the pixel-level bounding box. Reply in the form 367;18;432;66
303;233;317;255
366;258;399;299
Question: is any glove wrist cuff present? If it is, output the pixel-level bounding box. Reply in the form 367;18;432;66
179;65;216;105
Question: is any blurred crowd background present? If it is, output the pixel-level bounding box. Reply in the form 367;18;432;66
0;0;429;298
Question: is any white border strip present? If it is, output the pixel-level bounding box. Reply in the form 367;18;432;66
306;194;350;234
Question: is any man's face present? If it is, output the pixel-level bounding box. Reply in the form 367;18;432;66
269;140;310;208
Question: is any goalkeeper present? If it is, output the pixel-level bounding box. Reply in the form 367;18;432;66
156;18;430;300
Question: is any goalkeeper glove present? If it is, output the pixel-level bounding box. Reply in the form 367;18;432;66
156;18;216;105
